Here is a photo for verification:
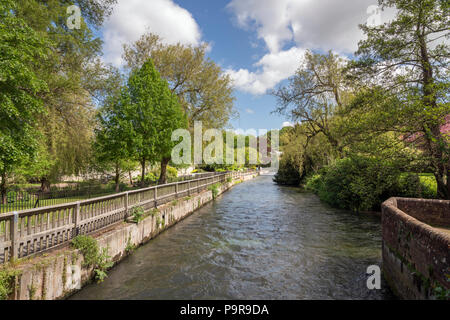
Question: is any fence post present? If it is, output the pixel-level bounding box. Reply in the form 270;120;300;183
188;180;191;196
74;202;80;237
10;211;19;260
175;182;179;198
154;186;158;208
124;192;129;218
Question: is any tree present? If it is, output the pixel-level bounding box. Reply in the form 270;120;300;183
349;0;450;198
94;75;135;192
0;0;49;203
273;50;350;154
15;0;117;190
123;33;235;129
124;60;187;184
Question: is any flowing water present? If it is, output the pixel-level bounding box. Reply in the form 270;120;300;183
71;176;395;300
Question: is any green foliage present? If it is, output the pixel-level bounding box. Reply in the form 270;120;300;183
0;0;49;189
0;267;21;300
71;235;100;268
156;216;164;228
208;183;221;199
305;157;401;212
93;247;113;283
123;33;235;129
125;237;136;255
349;0;450;198
12;0;116;185
167;166;178;179
114;59;187;183
273;157;302;186
131;206;145;223
396;173;437;199
71;235;113;283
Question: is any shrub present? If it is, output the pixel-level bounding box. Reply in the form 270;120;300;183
395;173;437;199
208;183;221;199
304;156;401;212
167;166;178;179
0;268;20;300
131;206;145;223
71;235;113;283
71;235;100;267
273;157;302;186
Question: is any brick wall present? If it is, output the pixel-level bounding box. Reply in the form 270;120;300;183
381;197;450;299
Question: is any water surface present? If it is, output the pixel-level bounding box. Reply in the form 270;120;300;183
71;176;394;300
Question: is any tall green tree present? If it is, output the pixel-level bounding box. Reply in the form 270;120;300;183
349;0;450;198
15;0;117;190
124;60;187;184
94;71;134;192
0;0;49;202
123;33;235;129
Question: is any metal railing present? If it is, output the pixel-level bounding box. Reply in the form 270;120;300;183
0;170;256;264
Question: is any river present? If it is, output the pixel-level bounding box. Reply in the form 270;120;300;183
70;175;394;300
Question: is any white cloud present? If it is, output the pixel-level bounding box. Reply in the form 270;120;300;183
225;0;396;95
282;121;294;128
245;108;255;114
102;0;202;67
227;0;395;54
225;47;306;95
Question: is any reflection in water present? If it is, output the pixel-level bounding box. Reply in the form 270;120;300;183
71;176;394;300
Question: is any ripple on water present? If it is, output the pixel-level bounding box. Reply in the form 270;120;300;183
70;176;395;300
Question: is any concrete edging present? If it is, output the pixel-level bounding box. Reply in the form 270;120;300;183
5;173;258;300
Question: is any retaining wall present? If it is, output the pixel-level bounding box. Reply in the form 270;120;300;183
381;197;450;300
4;173;257;300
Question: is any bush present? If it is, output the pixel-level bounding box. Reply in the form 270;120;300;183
71;235;113;283
167;166;178;179
273;157;302;186
0;268;20;300
208;183;221;199
304;156;401;212
131;206;145;223
395;173;437;199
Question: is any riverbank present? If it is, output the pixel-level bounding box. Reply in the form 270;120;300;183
71;176;394;300
1;173;257;300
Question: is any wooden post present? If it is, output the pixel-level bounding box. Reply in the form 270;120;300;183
188;180;191;196
154;187;158;208
73;202;80;237
175;183;179;198
10;211;19;260
124;192;129;218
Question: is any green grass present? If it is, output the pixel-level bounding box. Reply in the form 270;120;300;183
0;191;117;214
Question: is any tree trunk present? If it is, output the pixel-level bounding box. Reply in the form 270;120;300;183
114;162;120;192
447;170;450;200
0;171;7;205
140;157;146;185
40;177;51;192
128;171;133;185
158;157;170;185
435;167;449;200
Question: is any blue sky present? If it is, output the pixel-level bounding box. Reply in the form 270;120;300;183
99;0;387;131
175;0;285;131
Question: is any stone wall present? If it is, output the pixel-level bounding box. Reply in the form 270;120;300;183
381;197;450;300
5;174;257;300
